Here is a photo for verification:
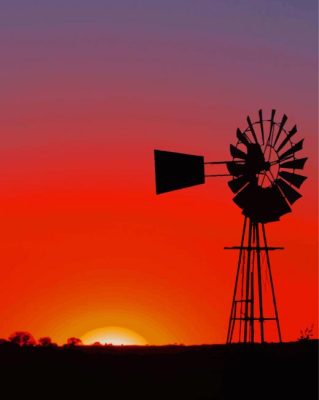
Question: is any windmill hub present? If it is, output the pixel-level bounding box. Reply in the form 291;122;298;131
243;144;274;187
245;143;267;176
263;162;271;171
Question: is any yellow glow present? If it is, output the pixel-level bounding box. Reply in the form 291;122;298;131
81;326;148;345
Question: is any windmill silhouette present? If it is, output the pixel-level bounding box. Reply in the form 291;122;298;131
153;109;307;343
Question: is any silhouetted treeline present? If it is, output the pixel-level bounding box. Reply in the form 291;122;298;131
1;331;125;347
0;331;82;347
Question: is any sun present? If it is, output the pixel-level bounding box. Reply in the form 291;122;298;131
81;326;148;346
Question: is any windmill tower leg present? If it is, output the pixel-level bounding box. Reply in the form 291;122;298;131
255;222;265;343
243;219;253;343
226;217;247;343
262;224;282;343
226;218;282;344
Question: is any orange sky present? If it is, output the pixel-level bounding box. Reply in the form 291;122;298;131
0;1;317;344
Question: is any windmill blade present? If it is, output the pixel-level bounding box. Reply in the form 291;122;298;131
233;182;259;210
278;171;307;188
247;116;258;143
265;109;276;146
236;128;250;146
276;125;297;152
154;150;205;194
270;109;276;125
276;178;302;204
278;139;304;161
232;182;291;223
273;114;288;147
226;161;246;176
260;185;292;222
230;144;247;160
258;109;264;144
280;157;307;170
228;176;249;193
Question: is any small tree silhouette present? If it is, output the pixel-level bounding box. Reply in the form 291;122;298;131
9;331;37;346
66;337;82;347
38;337;57;347
298;325;314;341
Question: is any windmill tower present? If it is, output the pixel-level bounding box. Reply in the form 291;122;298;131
153;109;307;343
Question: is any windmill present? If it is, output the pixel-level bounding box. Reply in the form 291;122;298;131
153;109;307;343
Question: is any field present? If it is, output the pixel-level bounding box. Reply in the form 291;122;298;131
0;340;317;399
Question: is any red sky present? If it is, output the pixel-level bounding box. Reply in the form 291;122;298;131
0;1;317;344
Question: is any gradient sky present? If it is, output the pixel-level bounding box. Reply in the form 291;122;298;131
0;0;317;344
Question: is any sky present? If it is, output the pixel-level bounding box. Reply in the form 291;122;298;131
0;0;317;344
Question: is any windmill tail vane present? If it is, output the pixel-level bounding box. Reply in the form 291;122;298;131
153;109;307;344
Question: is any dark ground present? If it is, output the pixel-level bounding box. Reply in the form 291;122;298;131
0;340;317;399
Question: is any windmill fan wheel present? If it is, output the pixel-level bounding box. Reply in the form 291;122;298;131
227;109;307;223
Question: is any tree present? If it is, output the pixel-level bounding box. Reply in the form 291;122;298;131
66;337;82;347
9;331;37;346
38;337;57;347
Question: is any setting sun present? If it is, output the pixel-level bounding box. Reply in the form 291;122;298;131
81;327;148;346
